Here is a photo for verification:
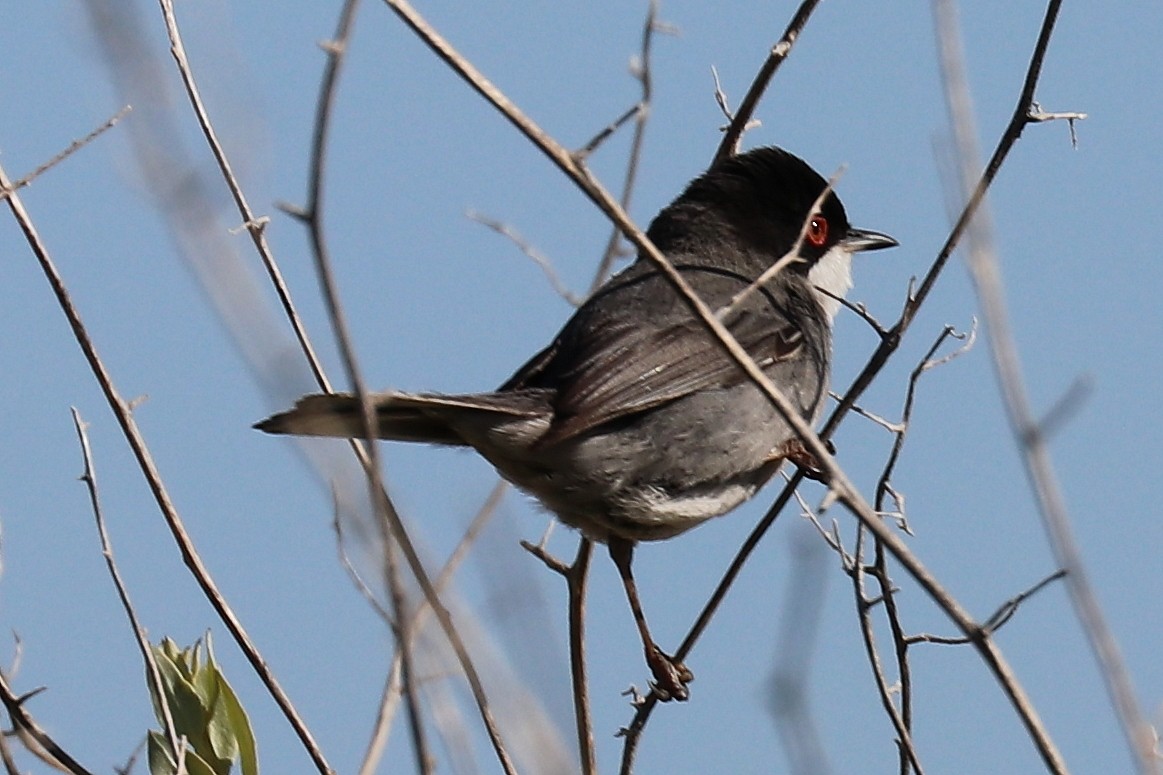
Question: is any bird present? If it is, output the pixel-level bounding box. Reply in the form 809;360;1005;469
256;146;897;701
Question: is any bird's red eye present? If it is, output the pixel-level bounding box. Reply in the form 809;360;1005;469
806;214;829;248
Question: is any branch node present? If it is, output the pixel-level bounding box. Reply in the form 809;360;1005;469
229;215;270;236
519;540;569;576
276;200;311;223
318;38;345;56
15;686;47;706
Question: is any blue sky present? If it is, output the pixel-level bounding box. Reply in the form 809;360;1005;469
2;1;1161;773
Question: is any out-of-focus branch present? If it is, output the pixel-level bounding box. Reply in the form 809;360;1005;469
348;479;508;775
767;531;832;775
933;0;1154;770
157;0;332;396
278;0;441;771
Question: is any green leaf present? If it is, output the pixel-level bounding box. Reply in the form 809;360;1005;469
152;644;216;758
146;635;259;775
217;668;259;775
180;749;221;775
147;731;177;775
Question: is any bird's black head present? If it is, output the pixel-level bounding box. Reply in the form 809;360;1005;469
646;146;895;275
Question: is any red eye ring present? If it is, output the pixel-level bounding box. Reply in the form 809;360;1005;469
806;214;829;248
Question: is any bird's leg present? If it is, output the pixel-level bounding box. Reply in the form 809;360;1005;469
607;536;693;702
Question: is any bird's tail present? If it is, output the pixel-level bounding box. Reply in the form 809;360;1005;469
254;390;550;446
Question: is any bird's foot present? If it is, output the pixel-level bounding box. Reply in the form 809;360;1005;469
775;437;835;482
645;645;693;702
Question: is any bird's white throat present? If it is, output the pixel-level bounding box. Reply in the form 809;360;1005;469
807;244;853;322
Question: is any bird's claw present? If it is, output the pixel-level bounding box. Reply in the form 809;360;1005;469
646;645;693;702
776;437;834;482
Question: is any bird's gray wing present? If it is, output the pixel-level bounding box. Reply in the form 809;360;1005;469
540;306;804;443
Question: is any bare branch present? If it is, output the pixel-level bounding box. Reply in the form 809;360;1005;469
566;539;596;775
155;0;333;398
873;321;977;533
819;288;889;336
466;209;583;306
70;408;182;761
1027;101;1088;148
351;479;508;775
587;0;667;294
907;569;1067;646
0;672;94;775
0;107;130;200
712;0;824;163
851;540;926;775
0;156;332;773
709;65;761;134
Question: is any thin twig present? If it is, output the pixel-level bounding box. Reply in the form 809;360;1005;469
519;532;597;772
70;408;182;762
520;541;571;576
981;569;1068;634
587;0;663;294
156;0;333;396
874;322;976;528
818;289;888;335
907;569;1068;646
710;64;757;133
576;103;645;162
466;210;583;306
850;324;974;775
333;490;395;624
851;539;925;775
1027;102;1087;148
0;107;131;200
0;672;94;775
0;158;332;774
712;0;824;164
790;479;849;563
834;396;905;434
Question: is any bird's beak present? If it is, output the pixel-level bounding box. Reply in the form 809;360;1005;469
842;227;898;253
